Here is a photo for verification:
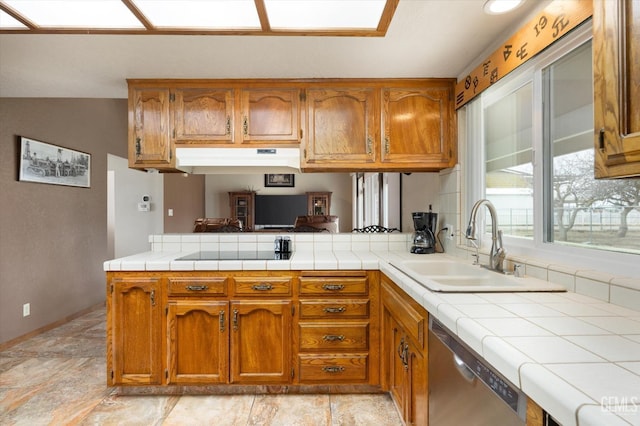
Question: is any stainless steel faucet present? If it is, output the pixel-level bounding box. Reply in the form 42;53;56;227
465;199;506;273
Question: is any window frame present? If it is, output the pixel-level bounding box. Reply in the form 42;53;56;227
464;22;640;278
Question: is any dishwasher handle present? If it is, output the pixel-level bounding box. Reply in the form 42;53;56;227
453;353;476;383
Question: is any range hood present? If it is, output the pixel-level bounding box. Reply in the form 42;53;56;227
175;147;301;174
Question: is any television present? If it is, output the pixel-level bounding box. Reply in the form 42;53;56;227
254;194;308;228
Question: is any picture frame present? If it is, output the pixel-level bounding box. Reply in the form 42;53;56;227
264;173;295;188
18;136;91;188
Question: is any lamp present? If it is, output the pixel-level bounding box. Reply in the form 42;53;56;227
483;0;524;15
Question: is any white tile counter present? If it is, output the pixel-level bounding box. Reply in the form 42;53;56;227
104;234;640;425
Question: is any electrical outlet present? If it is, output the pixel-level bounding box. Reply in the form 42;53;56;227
23;303;30;317
444;224;454;240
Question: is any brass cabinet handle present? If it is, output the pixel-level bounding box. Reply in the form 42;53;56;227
185;285;208;291
323;335;345;342
150;289;155;306
322;284;344;291
135;138;141;157
323;306;346;313
232;309;239;331
226;116;231;135
252;283;273;291
397;337;409;370
322;366;345;373
366;136;372;155
385;136;390;154
243;116;248;136
219;310;225;332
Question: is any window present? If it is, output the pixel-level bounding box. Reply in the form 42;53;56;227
353;172;401;230
466;23;640;273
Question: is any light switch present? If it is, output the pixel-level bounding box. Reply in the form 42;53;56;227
168;209;174;217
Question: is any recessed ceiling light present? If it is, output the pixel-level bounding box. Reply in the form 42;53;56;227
483;0;524;15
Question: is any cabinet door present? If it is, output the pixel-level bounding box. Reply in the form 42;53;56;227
406;337;428;426
386;312;408;419
593;0;640;178
174;88;234;143
109;277;162;385
167;300;229;384
230;300;292;384
129;88;173;168
240;89;300;144
382;87;455;168
305;88;378;166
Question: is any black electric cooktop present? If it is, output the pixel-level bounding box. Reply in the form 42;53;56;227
175;251;291;261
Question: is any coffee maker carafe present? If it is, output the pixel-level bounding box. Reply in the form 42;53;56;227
410;207;438;254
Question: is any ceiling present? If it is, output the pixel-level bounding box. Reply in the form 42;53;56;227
0;0;545;99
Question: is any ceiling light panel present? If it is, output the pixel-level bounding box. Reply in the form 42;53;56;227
132;0;261;29
0;9;28;28
2;0;144;28
264;0;386;30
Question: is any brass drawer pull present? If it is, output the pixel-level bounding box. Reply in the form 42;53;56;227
322;284;344;291
185;285;209;291
323;335;345;342
323;306;346;313
252;283;273;291
322;366;345;373
219;310;225;332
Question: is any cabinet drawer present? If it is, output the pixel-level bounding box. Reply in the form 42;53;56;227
299;300;370;319
299;322;369;351
167;277;228;297
233;277;292;296
299;277;368;296
298;354;368;382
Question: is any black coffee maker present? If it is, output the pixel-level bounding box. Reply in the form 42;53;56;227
410;207;437;254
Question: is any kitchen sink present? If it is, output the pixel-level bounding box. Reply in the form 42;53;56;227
394;260;483;277
389;258;566;293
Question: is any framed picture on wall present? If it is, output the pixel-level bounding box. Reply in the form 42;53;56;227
264;174;295;188
18;136;91;188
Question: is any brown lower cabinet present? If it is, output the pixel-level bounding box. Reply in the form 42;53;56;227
107;269;549;423
106;270;379;388
381;274;428;425
108;276;163;385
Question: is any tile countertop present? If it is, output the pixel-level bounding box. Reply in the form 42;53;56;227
104;250;640;425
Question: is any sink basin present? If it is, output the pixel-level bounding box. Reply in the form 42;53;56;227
395;260;485;277
389;258;566;293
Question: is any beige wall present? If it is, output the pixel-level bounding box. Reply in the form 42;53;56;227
164;173;205;233
0;98;127;345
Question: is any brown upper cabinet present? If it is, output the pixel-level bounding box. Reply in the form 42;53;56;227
174;88;235;144
304;87;379;167
381;86;456;168
593;0;640;178
301;79;456;172
240;88;301;144
128;87;175;169
127;79;457;172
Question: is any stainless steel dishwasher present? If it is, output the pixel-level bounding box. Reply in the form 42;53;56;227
428;317;527;426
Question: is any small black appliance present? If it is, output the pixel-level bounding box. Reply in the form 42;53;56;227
410;206;438;254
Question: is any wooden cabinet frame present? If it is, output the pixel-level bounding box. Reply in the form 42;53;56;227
127;79;457;172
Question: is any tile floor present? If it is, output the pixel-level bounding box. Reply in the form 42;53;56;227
0;307;402;425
